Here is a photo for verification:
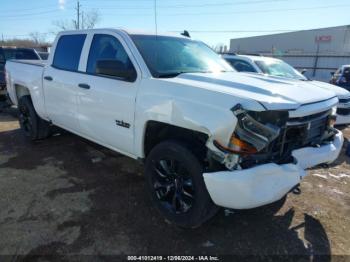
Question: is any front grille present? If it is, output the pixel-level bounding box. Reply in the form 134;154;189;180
272;111;329;162
241;111;330;168
337;107;350;116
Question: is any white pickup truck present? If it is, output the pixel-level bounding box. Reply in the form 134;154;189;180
6;29;343;228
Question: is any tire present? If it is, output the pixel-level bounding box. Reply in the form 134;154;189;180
18;96;50;141
145;140;219;228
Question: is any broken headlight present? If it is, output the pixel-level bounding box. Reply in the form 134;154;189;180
229;105;285;153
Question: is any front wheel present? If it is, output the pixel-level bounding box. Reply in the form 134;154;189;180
145;140;219;228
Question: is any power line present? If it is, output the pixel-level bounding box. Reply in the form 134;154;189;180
82;0;286;10
0;9;69;19
100;3;350;16
2;3;348;20
0;2;74;13
157;4;350;16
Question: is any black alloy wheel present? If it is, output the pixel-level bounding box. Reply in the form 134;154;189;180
145;140;219;228
152;158;195;214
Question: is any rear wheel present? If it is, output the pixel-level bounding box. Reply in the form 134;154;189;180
145;140;219;228
18;96;50;140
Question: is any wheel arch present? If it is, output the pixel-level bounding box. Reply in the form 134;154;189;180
143;121;210;161
14;84;31;103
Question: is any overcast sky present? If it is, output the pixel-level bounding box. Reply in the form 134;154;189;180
0;0;349;47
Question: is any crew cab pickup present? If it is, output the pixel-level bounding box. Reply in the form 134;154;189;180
6;29;343;228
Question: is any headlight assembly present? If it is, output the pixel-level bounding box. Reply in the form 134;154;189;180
214;105;283;155
234;111;281;152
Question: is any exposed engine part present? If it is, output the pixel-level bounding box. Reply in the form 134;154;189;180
223;153;241;170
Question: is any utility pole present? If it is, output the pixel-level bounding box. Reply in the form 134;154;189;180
75;0;81;30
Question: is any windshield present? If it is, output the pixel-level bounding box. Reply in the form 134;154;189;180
131;35;233;78
255;59;306;80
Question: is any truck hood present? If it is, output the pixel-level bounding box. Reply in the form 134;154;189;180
307;80;350;98
166;72;336;110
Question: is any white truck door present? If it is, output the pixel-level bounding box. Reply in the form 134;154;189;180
76;33;140;156
44;34;87;132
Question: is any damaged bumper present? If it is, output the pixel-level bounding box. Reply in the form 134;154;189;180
203;131;343;209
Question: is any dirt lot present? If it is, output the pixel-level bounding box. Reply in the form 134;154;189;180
0;103;349;260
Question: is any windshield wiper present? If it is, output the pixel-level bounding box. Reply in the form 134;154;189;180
158;72;185;78
157;70;212;78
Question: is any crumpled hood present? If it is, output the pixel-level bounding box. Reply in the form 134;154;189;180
307;80;350;98
166;72;336;110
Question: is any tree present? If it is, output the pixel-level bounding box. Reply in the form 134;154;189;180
52;9;100;32
29;32;47;45
82;10;100;29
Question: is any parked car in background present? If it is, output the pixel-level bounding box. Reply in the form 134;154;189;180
38;52;49;60
330;65;350;90
5;29;343;227
223;54;350;125
0;47;41;98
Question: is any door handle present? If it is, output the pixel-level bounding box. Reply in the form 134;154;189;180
44;76;53;81
78;83;90;89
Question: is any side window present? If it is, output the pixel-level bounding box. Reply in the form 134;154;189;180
227;58;257;73
87;34;136;80
53;34;86;71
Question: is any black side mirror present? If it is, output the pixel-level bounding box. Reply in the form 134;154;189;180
301;69;307;75
330;72;335;76
96;60;136;81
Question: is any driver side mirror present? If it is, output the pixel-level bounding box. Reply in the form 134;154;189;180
330;72;335;76
96;60;136;82
301;69;307;75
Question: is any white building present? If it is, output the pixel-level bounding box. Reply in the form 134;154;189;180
229;25;350;81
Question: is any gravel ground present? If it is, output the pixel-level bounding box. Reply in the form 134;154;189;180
0;103;349;261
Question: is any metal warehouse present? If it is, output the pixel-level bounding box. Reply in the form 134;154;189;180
229;25;350;82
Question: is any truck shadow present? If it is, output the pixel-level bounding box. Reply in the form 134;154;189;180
0;123;331;260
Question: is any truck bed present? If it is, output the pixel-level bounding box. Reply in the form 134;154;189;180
8;59;46;67
6;59;46;114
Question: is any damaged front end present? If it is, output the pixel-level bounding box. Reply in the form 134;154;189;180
208;104;338;171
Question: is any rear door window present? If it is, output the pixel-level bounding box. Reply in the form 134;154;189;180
53;34;86;71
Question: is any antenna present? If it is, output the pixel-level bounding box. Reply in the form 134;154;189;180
154;0;158;35
181;30;191;38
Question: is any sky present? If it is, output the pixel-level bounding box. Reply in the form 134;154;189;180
0;0;349;47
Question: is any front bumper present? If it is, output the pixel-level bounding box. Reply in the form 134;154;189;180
203;131;343;209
